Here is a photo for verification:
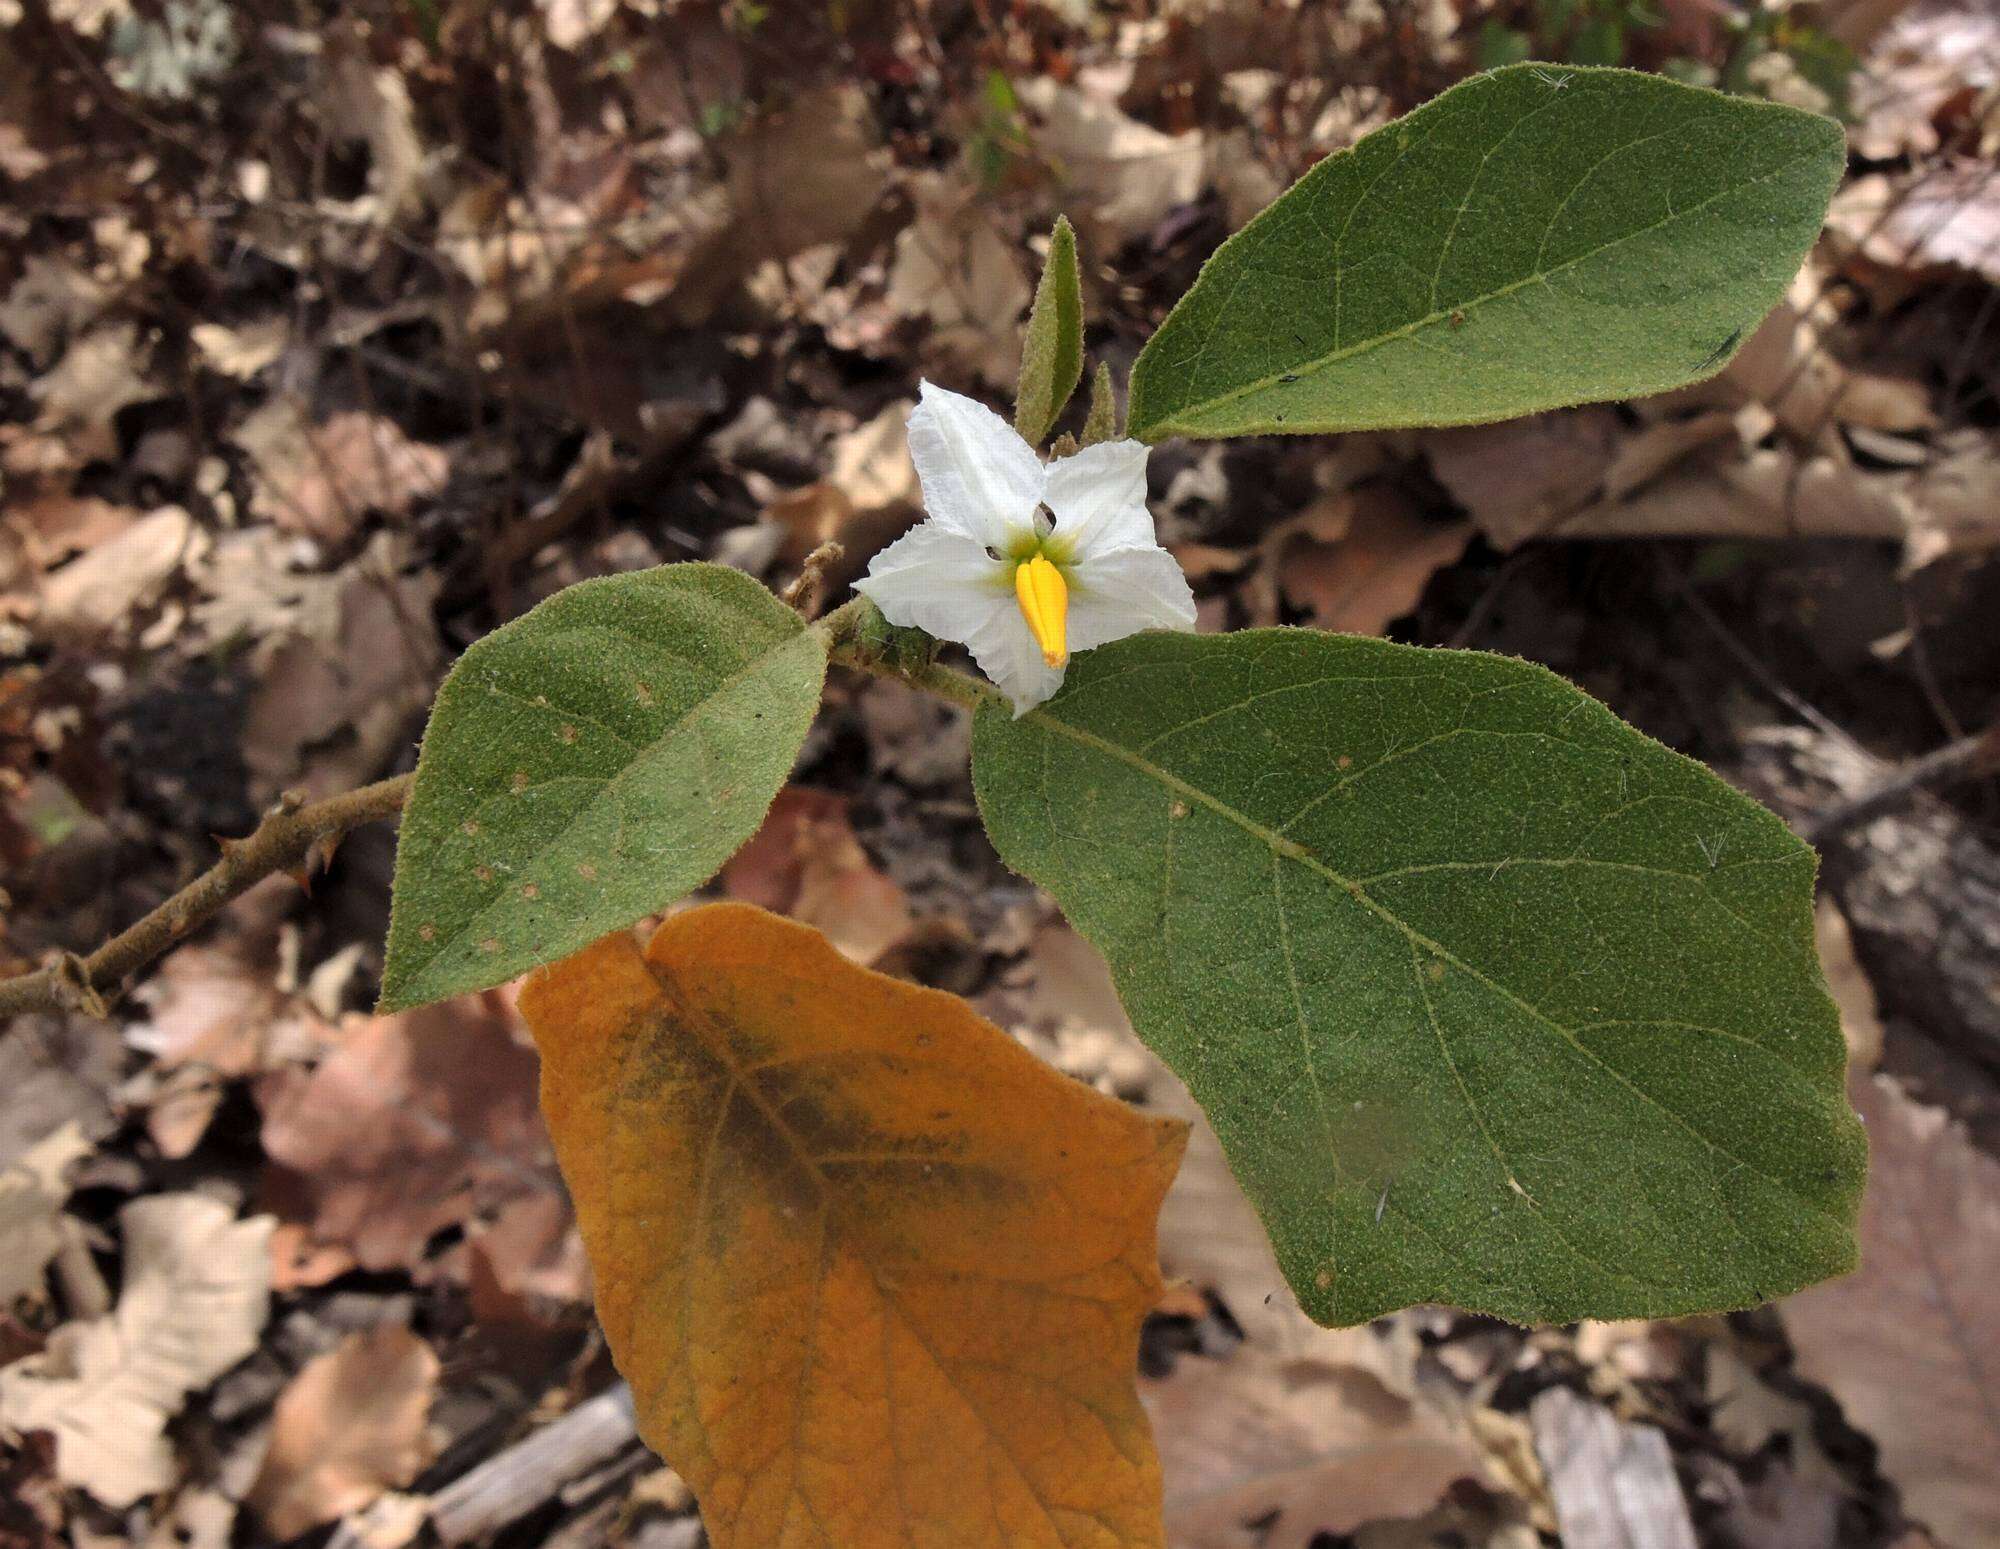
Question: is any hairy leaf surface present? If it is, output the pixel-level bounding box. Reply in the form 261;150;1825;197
972;630;1865;1326
381;566;823;1010
1126;65;1843;440
521;904;1188;1549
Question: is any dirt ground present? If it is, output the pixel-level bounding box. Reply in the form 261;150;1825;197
2;2;1997;1547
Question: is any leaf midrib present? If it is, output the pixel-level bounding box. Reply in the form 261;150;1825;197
1027;710;1848;1227
634;954;1137;1549
1140;131;1828;437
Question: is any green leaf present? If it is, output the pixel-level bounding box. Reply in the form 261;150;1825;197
972;630;1864;1326
380;564;825;1011
1080;360;1120;446
1014;214;1085;446
1125;64;1843;441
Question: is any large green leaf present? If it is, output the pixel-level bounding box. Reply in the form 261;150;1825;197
1126;64;1843;441
381;564;824;1011
972;630;1864;1326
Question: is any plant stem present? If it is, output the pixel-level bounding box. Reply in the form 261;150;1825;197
0;775;412;1021
813;597;1001;713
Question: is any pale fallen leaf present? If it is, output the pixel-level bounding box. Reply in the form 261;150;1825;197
538;0;619;49
320;40;425;223
30;323;153;461
0;1123;90;1306
1147;1345;1489;1549
1019;73;1205;247
189;317;289;379
1530;1388;1696;1549
1849;4;2000;160
887;174;1030;388
127;939;334;1076
1783;1074;2000;1549
232;402;449;542
1815;899;1884;1072
247;1324;440;1540
0;255;110;366
1704;1345;1843;1490
0;1194;273;1507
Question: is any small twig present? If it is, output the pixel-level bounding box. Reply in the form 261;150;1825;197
1802;724;2000;845
1661;558;1865;756
0;776;411;1023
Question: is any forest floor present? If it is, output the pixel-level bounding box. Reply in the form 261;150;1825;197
2;2;1998;1548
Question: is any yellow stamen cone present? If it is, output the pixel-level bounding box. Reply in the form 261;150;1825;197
1014;553;1069;669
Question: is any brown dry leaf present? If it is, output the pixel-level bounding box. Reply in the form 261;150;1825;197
127;938;333;1076
236;532;442;802
1422;409;1622;554
721;787;912;965
520;903;1188;1549
1273;489;1472;636
887;174;1031;388
0;1194;272;1507
8;492;137;569
257;991;555;1284
37;506;203;637
0;1123;90;1307
232;402;449;542
669;86;890;326
1782;1074;2000;1549
1146;1346;1489;1549
247;1325;440;1540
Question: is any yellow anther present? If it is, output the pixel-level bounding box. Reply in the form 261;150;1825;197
1013;553;1069;669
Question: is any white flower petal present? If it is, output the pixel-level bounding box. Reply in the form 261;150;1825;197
961;604;1067;715
1042;439;1157;561
906;382;1045;551
1068;544;1198;653
854;523;1008;641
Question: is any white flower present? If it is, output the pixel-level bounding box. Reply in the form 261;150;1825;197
856;382;1196;714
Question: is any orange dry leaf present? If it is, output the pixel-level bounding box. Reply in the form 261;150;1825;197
520;903;1188;1549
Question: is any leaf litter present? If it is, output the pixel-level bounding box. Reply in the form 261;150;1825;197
2;1;1998;1545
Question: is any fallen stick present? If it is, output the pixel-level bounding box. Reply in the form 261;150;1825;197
427;1383;643;1545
